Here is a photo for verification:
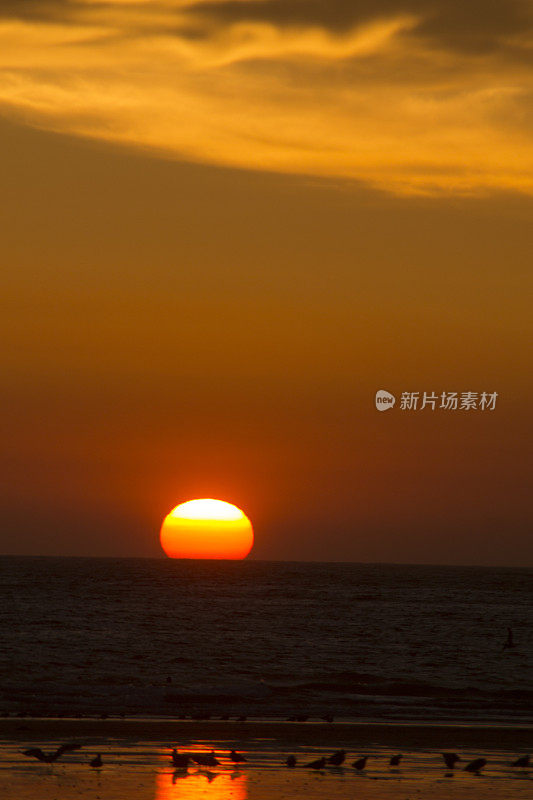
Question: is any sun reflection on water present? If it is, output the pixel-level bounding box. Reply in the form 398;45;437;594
155;762;247;800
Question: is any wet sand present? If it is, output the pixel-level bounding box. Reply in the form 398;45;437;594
1;719;532;800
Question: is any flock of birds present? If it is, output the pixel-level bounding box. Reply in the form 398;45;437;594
21;743;531;774
284;750;531;772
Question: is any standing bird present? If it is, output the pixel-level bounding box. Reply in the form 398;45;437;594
286;755;297;768
464;758;486;773
390;754;402;766
512;755;530;767
327;750;346;766
171;749;189;768
442;753;460;769
22;744;82;763
90;754;102;768
191;751;220;767
229;750;247;764
352;756;368;770
304;757;326;769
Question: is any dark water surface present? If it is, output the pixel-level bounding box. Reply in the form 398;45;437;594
0;558;531;723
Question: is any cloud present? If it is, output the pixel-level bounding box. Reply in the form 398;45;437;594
0;0;532;194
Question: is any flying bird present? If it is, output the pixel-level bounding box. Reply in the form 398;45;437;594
304;757;326;769
22;744;82;763
512;755;530;767
286;755;297;768
327;750;346;766
90;754;103;768
229;749;247;764
352;756;368;770
389;754;402;766
442;753;460;769
171;749;189;768
464;758;487;773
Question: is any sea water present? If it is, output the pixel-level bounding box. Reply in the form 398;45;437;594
0;558;531;723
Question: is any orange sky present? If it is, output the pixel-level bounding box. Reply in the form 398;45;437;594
1;0;532;564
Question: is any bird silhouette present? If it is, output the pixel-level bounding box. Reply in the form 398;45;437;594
352;756;368;770
22;744;82;763
286;755;297;768
327;750;346;766
191;751;220;767
90;754;102;768
464;758;486;773
389;754;402;766
304;757;326;769
512;755;530;767
502;627;515;650
442;753;460;769
229;750;247;764
171;749;189;768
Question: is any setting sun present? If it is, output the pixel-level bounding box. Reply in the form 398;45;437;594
160;499;254;560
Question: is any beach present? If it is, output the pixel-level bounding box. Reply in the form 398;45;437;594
2;560;531;798
1;718;532;800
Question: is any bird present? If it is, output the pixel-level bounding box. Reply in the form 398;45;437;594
352;756;368;770
171;749;189;768
22;744;82;763
321;715;334;723
191;751;220;767
229;749;247;764
286;755;297;768
327;750;346;766
442;753;460;769
304;757;326;769
236;715;247;722
512;755;530;767
389;754;402;766
464;758;486;773
90;754;102;768
502;627;515;650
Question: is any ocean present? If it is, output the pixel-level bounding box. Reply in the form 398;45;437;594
1;558;531;724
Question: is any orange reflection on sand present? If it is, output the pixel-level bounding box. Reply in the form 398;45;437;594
155;765;247;800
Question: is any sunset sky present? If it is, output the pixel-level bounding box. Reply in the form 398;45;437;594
1;0;532;564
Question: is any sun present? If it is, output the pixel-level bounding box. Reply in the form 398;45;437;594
159;499;254;560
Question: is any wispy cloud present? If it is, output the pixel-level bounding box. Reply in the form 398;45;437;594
1;0;532;194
